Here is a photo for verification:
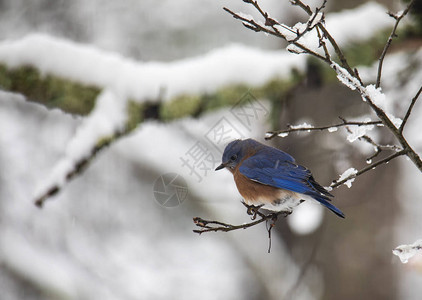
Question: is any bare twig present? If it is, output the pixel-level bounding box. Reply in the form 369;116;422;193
193;207;289;234
376;0;415;88
399;85;422;134
193;202;290;252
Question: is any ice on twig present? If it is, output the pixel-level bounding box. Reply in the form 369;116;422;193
337;168;358;188
393;239;422;263
278;132;289;138
328;127;338;133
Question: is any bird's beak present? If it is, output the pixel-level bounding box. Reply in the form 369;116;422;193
215;163;226;171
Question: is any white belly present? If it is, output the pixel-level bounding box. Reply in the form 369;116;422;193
243;190;313;213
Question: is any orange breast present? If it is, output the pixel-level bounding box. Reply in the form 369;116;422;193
233;168;281;205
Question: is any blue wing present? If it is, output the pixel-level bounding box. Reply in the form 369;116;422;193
239;152;345;218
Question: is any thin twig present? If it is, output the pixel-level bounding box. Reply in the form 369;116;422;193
193;209;289;234
399;85;422;134
223;6;330;63
291;0;357;80
376;0;415;88
265;119;382;140
330;149;407;188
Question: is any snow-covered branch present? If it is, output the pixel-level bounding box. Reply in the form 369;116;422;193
226;0;422;182
265;118;382;139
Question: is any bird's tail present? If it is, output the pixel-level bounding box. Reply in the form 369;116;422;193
314;195;345;218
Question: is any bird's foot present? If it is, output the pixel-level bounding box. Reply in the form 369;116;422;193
241;201;264;220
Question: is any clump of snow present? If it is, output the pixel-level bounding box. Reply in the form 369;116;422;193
393;239;422;263
290;122;314;130
365;84;386;109
346;121;374;143
278;132;289;138
337;168;358;188
328;127;338;132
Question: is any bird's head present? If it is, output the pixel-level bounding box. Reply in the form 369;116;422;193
215;139;258;172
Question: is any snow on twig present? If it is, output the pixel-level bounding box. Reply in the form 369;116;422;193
393;239;422;263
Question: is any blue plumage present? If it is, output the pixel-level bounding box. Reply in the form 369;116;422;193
215;138;345;218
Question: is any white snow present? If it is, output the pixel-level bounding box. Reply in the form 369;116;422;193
337;168;358;188
331;62;359;91
0;34;306;102
346;119;375;143
33;89;127;201
365;84;386;109
290;122;314;130
0;1;418;298
328;127;338;132
324;2;392;46
285;2;392;56
278;132;289;138
393;239;422;264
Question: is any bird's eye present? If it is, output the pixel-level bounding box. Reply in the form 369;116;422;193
230;154;237;161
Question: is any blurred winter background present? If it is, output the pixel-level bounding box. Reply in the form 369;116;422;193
0;0;421;299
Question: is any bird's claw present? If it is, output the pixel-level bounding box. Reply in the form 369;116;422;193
242;201;264;220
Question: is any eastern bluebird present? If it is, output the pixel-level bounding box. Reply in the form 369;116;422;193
215;138;345;218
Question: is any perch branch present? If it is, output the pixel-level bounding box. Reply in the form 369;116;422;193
193;202;291;252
